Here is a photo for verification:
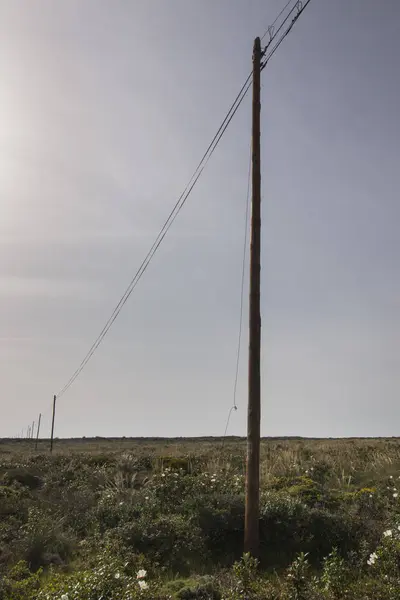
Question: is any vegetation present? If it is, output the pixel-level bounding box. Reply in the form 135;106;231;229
1;436;400;599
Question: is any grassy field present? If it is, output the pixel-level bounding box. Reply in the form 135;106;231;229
1;436;400;599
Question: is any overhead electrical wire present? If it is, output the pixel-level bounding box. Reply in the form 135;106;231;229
38;0;313;412
260;0;295;41
56;79;252;399
222;140;252;445
261;0;313;71
220;0;314;441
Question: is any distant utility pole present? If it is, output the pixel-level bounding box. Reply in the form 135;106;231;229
245;36;262;557
50;395;56;453
35;413;42;451
31;421;35;439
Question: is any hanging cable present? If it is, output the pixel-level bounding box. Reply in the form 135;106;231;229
261;0;295;41
222;141;252;444
56;79;252;399
16;0;315;443
222;0;314;442
56;0;313;400
261;0;313;71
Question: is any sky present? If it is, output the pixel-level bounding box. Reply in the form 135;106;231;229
0;0;399;439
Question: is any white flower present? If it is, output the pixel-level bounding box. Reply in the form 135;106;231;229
390;475;393;479
137;569;147;579
383;529;393;537
394;493;398;498
115;572;121;579
61;595;69;600
367;552;378;566
138;580;149;591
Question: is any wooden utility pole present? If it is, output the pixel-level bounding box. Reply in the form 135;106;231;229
245;36;262;557
35;413;41;451
50;395;56;453
31;421;35;439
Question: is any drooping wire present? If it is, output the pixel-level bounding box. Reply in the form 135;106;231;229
222;0;314;443
261;0;304;61
222;141;252;444
233;143;252;412
56;79;253;399
261;0;312;71
261;0;295;41
56;0;314;401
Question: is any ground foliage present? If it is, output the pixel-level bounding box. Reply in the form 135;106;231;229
1;437;400;598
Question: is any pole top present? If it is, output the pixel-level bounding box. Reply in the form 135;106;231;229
253;37;261;60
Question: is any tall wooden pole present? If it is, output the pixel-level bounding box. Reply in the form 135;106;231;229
35;413;41;451
245;36;262;557
50;395;56;453
31;421;35;439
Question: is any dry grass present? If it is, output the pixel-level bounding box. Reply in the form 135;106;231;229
2;436;400;490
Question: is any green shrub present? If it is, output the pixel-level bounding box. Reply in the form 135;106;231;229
285;553;311;600
15;507;75;570
177;581;221;600
193;493;244;566
0;560;42;600
160;457;191;473
116;513;207;573
37;548;162;599
259;491;363;567
0;486;26;518
320;547;349;597
286;476;322;505
2;469;42;490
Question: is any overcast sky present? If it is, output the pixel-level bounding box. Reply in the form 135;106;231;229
0;0;399;439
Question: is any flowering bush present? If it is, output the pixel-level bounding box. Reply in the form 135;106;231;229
4;442;400;599
36;551;156;600
365;526;400;579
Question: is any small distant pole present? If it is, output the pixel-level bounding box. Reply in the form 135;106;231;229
50;395;56;453
35;413;42;451
31;421;35;439
27;426;30;439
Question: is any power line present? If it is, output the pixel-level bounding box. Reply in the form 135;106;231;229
261;0;313;71
56;0;313;400
19;0;314;440
261;0;304;58
261;0;295;41
56;79;252;399
221;0;314;441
